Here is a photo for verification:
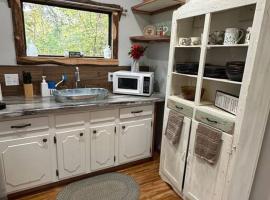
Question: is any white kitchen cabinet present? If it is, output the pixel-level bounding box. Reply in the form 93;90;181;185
184;121;233;200
119;118;152;164
160;111;191;194
90;124;116;171
0;134;53;193
56;129;86;180
0;103;156;194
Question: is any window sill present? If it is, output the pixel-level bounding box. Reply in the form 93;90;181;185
17;56;119;66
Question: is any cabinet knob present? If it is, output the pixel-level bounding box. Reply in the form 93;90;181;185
80;133;84;137
93;130;97;134
43;138;48;143
122;126;126;130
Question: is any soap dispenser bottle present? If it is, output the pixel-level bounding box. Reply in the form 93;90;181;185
41;76;50;97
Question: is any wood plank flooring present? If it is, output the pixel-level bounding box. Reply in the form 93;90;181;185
15;155;182;200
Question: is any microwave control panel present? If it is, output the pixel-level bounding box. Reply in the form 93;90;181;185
143;77;150;94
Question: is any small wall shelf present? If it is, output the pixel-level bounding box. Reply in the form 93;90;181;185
130;36;170;43
132;0;185;15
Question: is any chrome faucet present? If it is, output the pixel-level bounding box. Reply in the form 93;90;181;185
55;74;67;89
75;67;80;88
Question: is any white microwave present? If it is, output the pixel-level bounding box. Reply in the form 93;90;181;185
113;71;154;96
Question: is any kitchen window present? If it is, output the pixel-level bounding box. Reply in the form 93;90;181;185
9;0;122;66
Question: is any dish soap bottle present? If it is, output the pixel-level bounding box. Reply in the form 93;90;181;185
41;76;50;97
103;45;112;59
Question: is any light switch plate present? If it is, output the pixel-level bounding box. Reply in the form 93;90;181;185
108;72;114;82
4;74;19;86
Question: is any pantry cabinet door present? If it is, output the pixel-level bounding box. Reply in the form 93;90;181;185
119;118;152;164
90;124;115;171
184;121;233;200
0;134;53;193
56;129;86;180
160;116;191;192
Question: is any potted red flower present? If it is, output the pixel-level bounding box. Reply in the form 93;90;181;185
128;44;147;72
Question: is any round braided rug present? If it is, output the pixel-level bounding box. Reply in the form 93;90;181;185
57;173;140;200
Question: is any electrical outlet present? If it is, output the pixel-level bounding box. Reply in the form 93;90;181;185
108;72;114;82
4;74;19;86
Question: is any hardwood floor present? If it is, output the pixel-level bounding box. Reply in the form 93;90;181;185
15;155;182;200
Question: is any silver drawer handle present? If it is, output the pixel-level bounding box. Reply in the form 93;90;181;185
175;105;183;110
206;118;218;124
131;110;143;114
11;123;31;129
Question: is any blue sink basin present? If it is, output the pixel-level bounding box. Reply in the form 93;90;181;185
53;88;109;103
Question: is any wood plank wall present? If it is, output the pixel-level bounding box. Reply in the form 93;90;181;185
0;65;128;96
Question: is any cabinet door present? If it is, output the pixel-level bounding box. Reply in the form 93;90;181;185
90;124;115;171
0;134;52;193
56;129;86;180
160;115;191;193
119;118;152;164
184;121;233;200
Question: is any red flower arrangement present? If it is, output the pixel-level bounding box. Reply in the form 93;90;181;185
128;44;147;60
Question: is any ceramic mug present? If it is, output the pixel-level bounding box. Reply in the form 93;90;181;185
179;37;191;46
245;27;252;44
224;28;244;45
160;26;169;36
191;37;201;45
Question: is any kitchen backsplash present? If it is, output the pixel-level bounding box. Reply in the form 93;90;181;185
0;65;128;96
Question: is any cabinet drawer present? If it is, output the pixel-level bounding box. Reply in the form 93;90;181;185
167;99;193;118
195;110;235;134
0;117;49;136
90;109;118;124
55;113;87;128
120;105;153;119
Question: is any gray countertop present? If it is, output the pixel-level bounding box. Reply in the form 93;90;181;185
0;93;164;119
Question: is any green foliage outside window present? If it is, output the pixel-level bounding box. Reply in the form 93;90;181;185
23;2;110;57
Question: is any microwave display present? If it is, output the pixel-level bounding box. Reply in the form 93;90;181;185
118;78;138;90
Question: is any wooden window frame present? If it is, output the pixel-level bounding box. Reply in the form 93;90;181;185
8;0;122;66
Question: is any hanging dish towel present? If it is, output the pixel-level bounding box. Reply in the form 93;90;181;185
165;110;184;145
195;123;222;165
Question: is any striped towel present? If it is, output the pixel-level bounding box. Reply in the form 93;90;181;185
165;110;184;145
195;123;222;165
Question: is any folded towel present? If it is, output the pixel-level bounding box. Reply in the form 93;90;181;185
195;123;222;165
165;110;184;145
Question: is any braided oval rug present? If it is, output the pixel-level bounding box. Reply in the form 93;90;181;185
57;173;140;200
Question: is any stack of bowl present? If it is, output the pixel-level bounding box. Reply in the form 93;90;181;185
226;61;245;82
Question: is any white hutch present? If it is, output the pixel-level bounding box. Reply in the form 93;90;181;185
160;0;270;199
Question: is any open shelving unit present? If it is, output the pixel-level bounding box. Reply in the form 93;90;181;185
168;4;256;119
130;0;185;44
130;36;170;43
161;1;270;200
132;0;185;15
